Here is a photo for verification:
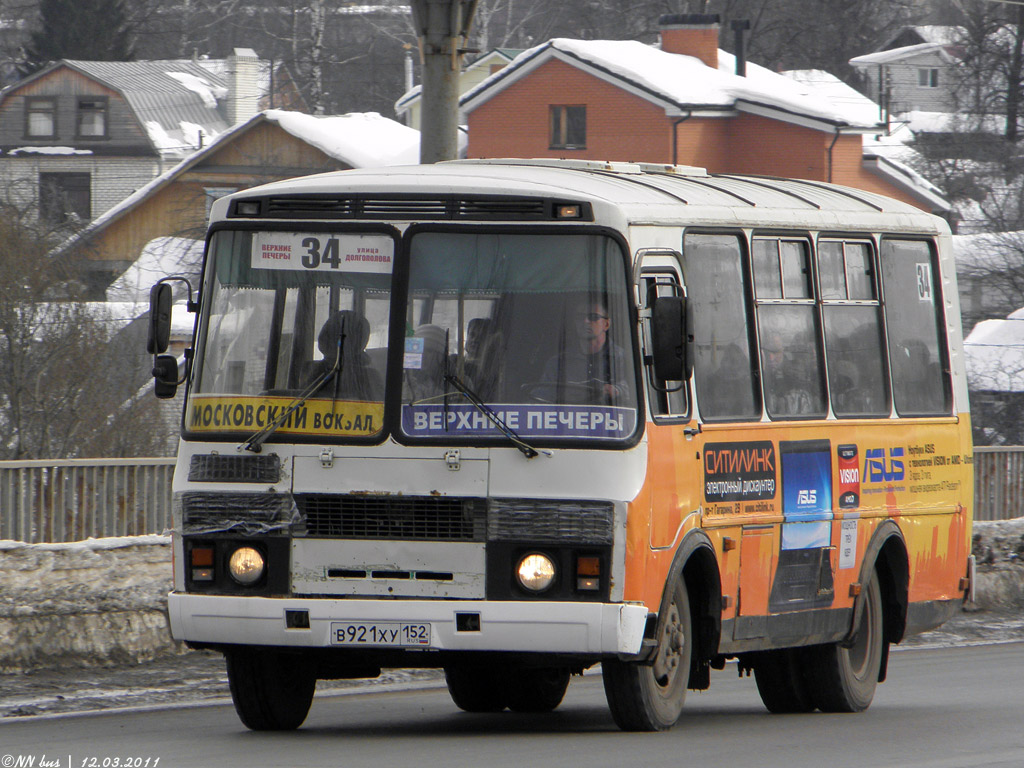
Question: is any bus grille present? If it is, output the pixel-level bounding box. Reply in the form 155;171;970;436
295;494;486;541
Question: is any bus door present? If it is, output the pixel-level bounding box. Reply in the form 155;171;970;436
635;250;698;551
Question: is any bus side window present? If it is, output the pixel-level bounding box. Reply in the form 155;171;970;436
880;239;951;415
753;237;827;419
683;233;760;421
819;240;890;418
640;272;687;417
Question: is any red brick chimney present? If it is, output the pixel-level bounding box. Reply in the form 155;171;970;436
659;13;720;70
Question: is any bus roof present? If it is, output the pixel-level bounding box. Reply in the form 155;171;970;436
225;158;948;235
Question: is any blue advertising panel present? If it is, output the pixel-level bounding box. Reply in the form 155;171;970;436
780;440;833;550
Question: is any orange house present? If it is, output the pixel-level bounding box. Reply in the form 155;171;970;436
461;14;947;215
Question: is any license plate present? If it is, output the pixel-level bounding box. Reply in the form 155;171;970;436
330;621;431;647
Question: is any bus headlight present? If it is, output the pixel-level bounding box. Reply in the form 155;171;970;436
516;553;556;593
228;546;265;585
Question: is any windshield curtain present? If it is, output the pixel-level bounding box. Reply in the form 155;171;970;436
188;228;393;441
400;231;639;443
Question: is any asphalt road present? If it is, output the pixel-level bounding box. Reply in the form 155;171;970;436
2;642;1023;768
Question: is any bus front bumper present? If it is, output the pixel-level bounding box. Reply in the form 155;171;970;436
167;592;649;656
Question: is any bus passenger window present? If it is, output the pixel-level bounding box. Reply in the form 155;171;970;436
684;233;759;420
819;240;889;418
753;237;827;419
880;239;950;415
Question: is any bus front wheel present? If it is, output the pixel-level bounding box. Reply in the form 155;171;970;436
225;648;316;731
602;577;692;731
806;572;884;712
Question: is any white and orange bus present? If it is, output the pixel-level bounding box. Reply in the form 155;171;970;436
148;159;974;731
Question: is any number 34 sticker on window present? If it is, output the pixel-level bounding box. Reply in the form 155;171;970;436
251;232;394;274
331;621;431;647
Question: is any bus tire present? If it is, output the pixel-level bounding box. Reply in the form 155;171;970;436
806;572;884;713
752;649;815;714
602;577;691;731
444;666;508;712
225;648;316;731
506;667;571;713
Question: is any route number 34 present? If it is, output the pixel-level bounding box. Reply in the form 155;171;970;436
301;236;342;269
916;262;933;303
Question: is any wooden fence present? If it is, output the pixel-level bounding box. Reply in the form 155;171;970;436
0;449;1021;543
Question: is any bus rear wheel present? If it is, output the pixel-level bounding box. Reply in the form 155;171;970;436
225;648;316;731
506;667;571;712
806;572;884;713
602;577;692;731
752;648;815;713
444;666;508;712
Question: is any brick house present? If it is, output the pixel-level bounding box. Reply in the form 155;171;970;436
460;15;946;215
0;49;304;232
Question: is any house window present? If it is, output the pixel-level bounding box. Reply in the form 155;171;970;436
39;173;91;224
550;105;586;149
25;97;56;138
76;97;108;137
918;68;939;88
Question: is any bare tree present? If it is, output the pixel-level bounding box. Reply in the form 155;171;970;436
0;203;169;459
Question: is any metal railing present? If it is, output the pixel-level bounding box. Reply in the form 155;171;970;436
1;448;1022;543
973;446;1024;522
0;458;175;544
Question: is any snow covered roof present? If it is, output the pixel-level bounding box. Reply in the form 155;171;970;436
850;42;954;67
965;308;1024;392
0;55;296;160
461;38;884;133
267;110;420;167
51;59;233;157
781;69;883;127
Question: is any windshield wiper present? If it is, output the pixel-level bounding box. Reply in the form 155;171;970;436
443;372;548;459
239;321;346;453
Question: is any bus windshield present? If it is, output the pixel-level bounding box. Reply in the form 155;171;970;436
187;228;638;445
399;231;638;444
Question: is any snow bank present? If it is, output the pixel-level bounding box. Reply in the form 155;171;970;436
0;536;177;672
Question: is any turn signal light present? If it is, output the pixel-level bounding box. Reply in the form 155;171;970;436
576;555;601;591
190;546;215;582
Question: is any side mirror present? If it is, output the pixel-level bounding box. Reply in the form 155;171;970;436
147;283;173;354
153;354;179;399
651;295;688;382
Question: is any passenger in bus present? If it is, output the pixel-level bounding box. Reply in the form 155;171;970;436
702;343;755;418
762;332;814;416
405;324;448;403
538;297;630;405
310;309;384;401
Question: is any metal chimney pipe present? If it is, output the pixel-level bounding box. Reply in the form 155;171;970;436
731;19;751;77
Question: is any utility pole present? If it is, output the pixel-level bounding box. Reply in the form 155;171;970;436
410;0;478;163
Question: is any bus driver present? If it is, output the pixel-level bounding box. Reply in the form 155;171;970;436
539;297;630;405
